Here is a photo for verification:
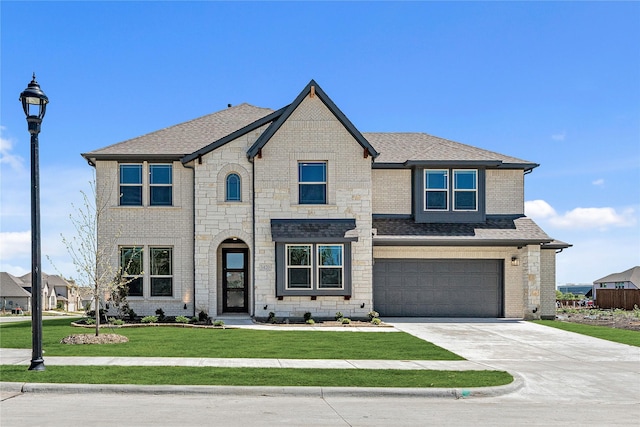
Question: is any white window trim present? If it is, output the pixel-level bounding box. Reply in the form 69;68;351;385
424;169;449;211
298;161;327;205
149;247;173;297
285;244;313;290
316;244;344;290
452;169;478;212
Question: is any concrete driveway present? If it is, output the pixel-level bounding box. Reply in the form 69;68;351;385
388;318;640;403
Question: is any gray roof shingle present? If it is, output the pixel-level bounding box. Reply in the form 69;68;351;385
373;215;552;244
593;266;640;286
83;103;275;159
271;219;358;242
0;272;31;297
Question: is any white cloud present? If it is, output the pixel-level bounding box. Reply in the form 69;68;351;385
0;129;24;171
0;231;31;261
592;178;604;186
551;131;566;141
525;199;636;230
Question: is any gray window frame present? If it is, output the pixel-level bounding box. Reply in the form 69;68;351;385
276;242;351;296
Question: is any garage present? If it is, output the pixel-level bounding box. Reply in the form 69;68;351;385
373;259;504;317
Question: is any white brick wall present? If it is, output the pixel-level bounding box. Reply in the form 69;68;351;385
95;160;194;317
372;169;412;215
486;169;524;215
253;95;374;319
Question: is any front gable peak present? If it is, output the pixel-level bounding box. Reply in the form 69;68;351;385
247;80;379;160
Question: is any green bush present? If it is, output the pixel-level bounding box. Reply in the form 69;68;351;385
335;312;343;321
303;312;313;322
213;320;225;327
341;317;351;324
367;310;379;320
108;317;125;326
305;319;315;325
85;317;96;325
175;315;189;324
371;318;381;325
141;316;158;324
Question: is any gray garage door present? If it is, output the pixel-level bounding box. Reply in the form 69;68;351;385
373;259;503;317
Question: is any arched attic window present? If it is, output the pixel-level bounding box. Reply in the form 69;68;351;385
226;173;241;202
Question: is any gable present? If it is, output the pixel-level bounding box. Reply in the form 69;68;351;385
247;80;379;160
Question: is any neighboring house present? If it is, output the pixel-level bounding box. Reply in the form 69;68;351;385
16;272;81;311
593;266;640;299
82;80;569;321
78;287;95;311
0;272;31;312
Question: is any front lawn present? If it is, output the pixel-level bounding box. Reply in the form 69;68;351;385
0;318;462;360
533;320;640;347
0;365;512;388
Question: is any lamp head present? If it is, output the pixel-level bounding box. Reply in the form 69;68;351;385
19;73;49;120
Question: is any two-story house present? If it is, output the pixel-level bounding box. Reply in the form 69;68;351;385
82;80;568;321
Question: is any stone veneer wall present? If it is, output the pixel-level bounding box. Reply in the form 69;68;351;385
540;248;557;320
252;95;374;319
372;246;528;318
95;160;194;317
372;169;412;215
486;169;524;215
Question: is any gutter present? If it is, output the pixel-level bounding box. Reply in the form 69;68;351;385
183;161;197;318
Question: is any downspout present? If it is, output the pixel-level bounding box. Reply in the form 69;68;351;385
183;162;197;318
251;157;256;318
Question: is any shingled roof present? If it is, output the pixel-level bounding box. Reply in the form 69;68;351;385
365;133;537;168
372;215;553;245
82;103;274;160
82;84;537;169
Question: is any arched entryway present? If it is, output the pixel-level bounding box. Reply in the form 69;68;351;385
218;238;250;314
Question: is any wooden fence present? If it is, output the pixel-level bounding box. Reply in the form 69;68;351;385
595;289;640;310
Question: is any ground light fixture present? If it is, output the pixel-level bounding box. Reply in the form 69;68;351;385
19;73;49;371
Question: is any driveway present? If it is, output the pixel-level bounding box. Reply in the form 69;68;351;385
388;318;640;403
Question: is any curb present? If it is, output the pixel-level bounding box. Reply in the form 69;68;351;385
1;374;523;399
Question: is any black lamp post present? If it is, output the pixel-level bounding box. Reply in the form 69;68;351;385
20;73;48;371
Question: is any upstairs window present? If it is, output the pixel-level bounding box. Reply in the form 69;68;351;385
120;246;143;296
424;170;448;210
120;164;142;206
453;170;477;211
226;173;241;202
298;162;326;204
149;164;172;206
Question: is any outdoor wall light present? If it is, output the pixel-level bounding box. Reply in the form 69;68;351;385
20;74;49;372
511;257;520;267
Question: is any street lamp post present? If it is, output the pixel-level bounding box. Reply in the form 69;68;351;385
20;74;48;371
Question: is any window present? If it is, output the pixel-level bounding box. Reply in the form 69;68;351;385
226;173;241;202
286;245;312;289
284;244;344;291
453;170;477;211
120;247;143;296
120;164;142;206
317;245;343;289
149;164;172;206
150;248;173;296
298;162;326;204
425;170;448;210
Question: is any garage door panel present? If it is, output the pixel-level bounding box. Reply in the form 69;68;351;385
373;259;503;317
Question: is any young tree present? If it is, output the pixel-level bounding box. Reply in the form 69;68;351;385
60;178;134;336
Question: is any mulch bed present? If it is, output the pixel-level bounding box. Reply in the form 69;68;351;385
555;311;640;332
60;334;129;345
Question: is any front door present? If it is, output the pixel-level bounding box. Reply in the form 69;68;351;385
222;248;248;312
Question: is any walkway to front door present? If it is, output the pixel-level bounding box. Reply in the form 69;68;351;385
222;248;248;312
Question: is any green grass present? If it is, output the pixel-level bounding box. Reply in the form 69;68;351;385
0;318;462;360
0;365;512;388
533;320;640;347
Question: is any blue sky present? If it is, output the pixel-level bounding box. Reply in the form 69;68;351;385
1;1;638;285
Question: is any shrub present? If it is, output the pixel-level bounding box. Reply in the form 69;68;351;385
175;315;190;324
198;310;209;322
141;315;158;323
305;319;315;325
213;320;225;327
108;317;125;326
367;310;379;320
85;317;96;325
155;308;166;322
341;317;351;324
190;316;198;323
127;308;137;321
371;318;381;325
335;312;343;321
267;312;277;323
303;312;313;322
